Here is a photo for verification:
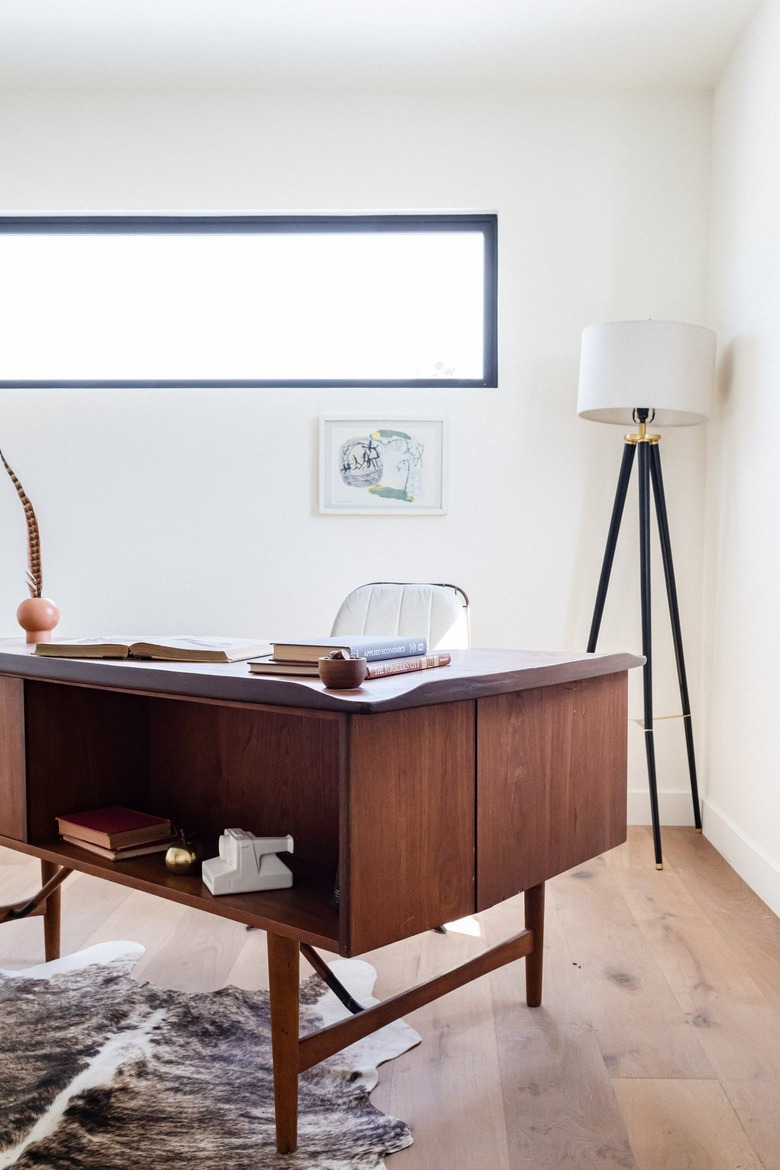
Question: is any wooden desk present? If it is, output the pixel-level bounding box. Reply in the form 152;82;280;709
0;641;641;1153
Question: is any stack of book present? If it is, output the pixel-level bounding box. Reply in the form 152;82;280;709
56;805;177;861
249;634;451;679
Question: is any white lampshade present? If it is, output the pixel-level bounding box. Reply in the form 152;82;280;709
577;320;717;427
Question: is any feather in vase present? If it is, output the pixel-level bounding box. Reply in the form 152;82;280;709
1;447;43;598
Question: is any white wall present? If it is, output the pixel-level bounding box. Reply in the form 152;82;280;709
705;0;780;912
0;88;712;820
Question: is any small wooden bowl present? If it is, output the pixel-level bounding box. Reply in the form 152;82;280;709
318;656;368;689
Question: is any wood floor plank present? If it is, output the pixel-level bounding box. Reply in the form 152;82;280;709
660;827;780;1010
611;859;780;1079
85;887;212;989
485;891;637;1170
721;1079;780;1170
611;836;780;1169
0;852;135;967
613;1079;764;1170
0;845;35;878
0;849;55;968
551;850;715;1078
224;925;272;990
602;825;657;872
369;919;512;1170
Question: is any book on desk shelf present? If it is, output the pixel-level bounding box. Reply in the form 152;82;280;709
249;652;452;678
269;634;428;664
55;805;174;849
35;636;272;663
60;834;179;861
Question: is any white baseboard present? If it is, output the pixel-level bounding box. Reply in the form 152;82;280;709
627;792;780;918
700;800;780;920
627;788;698;826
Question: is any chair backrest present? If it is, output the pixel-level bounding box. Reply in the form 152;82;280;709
330;582;471;650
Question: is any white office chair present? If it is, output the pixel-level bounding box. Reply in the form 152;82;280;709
330;581;470;649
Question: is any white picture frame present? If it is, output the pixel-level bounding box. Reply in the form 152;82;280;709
319;416;448;514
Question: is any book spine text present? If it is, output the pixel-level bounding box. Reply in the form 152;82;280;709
365;653;451;679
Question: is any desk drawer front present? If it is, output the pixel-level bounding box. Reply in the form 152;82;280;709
476;673;628;909
344;701;475;953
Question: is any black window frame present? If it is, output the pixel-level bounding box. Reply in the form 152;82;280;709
0;212;498;389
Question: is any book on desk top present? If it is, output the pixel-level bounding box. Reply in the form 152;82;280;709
34;636;272;663
365;652;451;678
60;834;179;861
249;657;320;676
56;805;174;848
270;634;428;664
248;651;451;678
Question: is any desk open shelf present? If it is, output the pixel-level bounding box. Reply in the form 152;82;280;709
0;670;480;955
5;837;342;948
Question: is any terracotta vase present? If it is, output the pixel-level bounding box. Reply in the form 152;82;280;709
16;597;60;644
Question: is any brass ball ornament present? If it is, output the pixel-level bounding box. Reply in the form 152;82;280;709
165;829;202;874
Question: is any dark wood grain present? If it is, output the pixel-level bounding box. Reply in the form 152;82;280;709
0;651;633;954
343;700;475;953
1;835;342;949
23;680;152;842
475;672;628;910
0;641;643;712
148;699;341;869
267;931;301;1154
298;927;535;1072
0;675;26;839
524;883;545;1007
40;859;62;961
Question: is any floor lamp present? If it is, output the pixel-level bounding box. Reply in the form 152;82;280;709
577;320;717;869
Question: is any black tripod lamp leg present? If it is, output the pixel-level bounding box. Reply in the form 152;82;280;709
648;443;703;831
637;441;664;869
587;442;637;653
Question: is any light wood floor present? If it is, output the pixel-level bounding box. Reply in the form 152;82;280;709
2;826;780;1170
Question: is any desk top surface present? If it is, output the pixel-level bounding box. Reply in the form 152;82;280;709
0;639;643;713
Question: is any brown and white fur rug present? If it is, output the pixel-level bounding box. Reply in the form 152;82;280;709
0;942;419;1169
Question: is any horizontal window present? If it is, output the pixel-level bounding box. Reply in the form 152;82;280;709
0;214;497;389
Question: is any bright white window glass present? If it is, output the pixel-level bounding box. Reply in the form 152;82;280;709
0;218;496;386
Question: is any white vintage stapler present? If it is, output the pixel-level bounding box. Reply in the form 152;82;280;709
202;828;294;895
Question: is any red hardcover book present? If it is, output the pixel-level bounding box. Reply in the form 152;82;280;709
60;834;179;861
55;806;174;849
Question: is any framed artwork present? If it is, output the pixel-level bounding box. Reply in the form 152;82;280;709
319;417;448;514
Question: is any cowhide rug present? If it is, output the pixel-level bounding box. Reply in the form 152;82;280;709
0;941;420;1170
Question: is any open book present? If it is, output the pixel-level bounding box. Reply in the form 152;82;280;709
34;636;272;663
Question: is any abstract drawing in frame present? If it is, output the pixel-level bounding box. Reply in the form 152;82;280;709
319;417;447;514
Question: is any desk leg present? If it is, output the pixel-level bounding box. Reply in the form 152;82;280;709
40;860;63;962
267;931;301;1154
0;863;70;959
524;882;545;1007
